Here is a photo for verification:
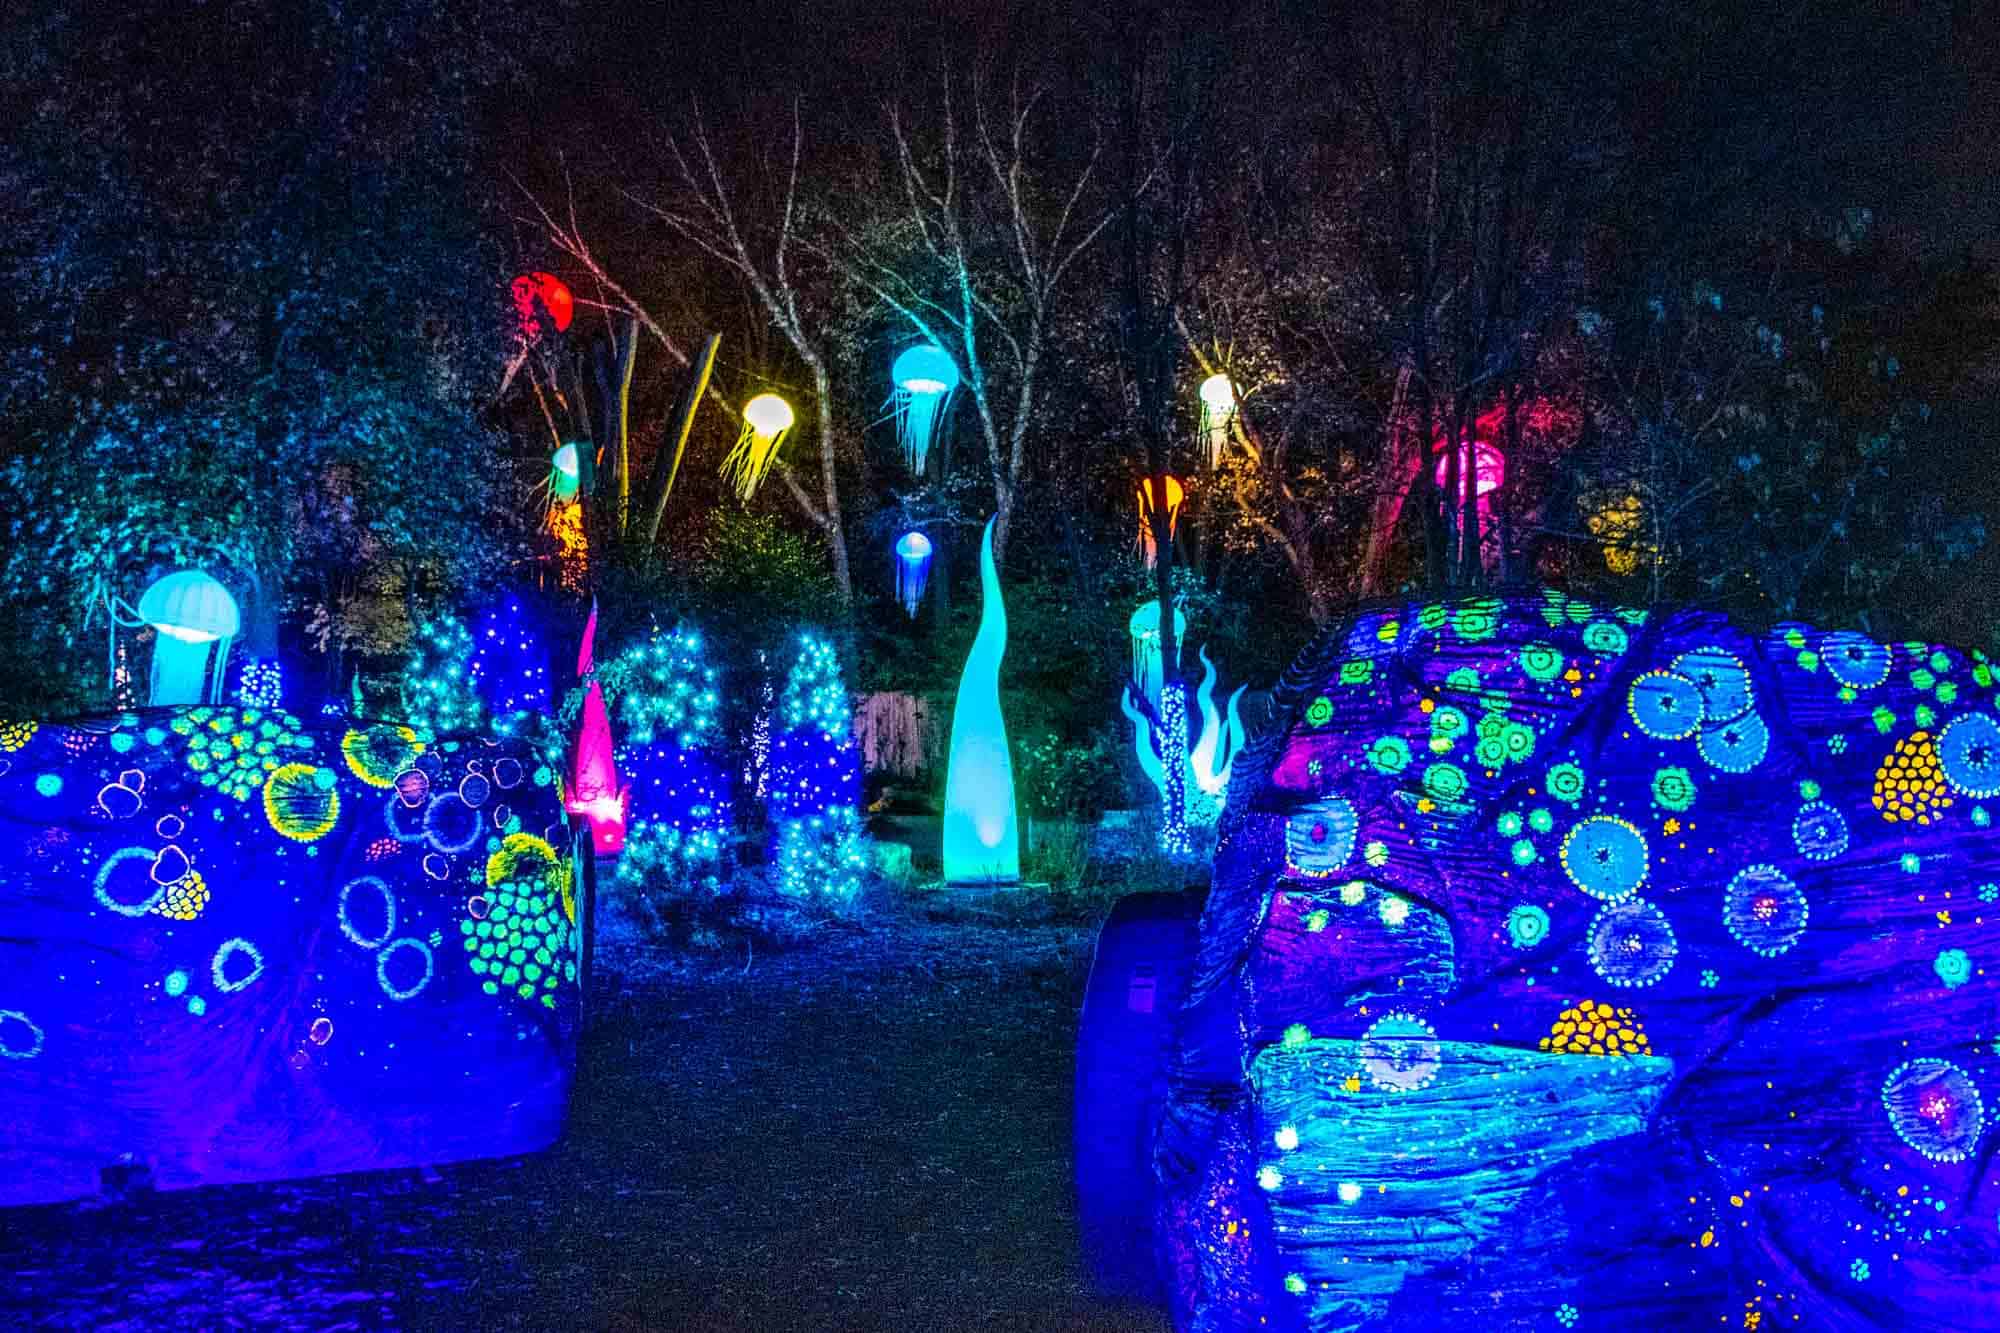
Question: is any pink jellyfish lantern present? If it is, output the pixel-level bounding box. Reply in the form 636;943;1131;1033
1432;406;1507;504
566;602;629;855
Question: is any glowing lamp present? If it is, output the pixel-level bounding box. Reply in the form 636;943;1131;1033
893;531;935;619
1199;374;1235;410
891;345;961;475
722;394;797;501
1198;374;1237;469
550;443;580;501
1432;438;1505;500
137;570;240;706
1128;600;1188;707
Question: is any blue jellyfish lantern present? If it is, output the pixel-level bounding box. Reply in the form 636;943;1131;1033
137;570;240;706
893;531;934;619
890;344;959;476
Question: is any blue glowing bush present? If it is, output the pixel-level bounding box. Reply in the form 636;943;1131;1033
765;633;866;902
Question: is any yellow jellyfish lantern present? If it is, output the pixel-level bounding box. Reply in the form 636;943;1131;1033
1198;373;1236;470
720;393;796;501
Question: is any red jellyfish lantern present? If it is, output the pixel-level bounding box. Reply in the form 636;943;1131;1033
510;272;575;340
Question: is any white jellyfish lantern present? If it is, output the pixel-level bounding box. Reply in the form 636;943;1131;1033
1198;373;1236;470
893;531;934;619
890;344;959;476
137;570;240;706
549;442;581;501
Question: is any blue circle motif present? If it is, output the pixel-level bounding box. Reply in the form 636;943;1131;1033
1699;711;1769;772
1560;816;1649;901
1628;671;1703;740
1792;801;1849;860
1285;799;1357;878
1671;647;1755;723
1881;1058;1985;1163
1823;632;1891;689
1936;712;2000;798
1586;898;1678;988
1723;864;1808;957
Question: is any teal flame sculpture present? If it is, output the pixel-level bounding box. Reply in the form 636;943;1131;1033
943;516;1019;884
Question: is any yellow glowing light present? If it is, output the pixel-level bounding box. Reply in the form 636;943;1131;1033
743;393;795;437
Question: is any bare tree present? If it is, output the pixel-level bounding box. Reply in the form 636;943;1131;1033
831;70;1118;565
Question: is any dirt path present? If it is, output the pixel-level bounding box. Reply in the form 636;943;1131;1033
0;895;1170;1332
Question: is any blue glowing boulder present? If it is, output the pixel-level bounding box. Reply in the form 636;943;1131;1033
1091;592;2000;1330
0;708;585;1207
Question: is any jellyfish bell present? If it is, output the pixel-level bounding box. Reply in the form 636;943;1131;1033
890;344;960;475
550;442;581;501
893;531;935;619
1433;437;1505;501
721;394;797;501
136;570;240;706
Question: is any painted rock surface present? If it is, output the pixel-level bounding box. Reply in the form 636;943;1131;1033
1161;592;2000;1331
0;707;583;1207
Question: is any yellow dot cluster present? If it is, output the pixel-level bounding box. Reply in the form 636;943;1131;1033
1539;999;1651;1057
0;720;36;752
152;871;210;921
1872;730;1953;824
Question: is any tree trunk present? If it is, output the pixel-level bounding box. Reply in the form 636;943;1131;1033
812;365;853;601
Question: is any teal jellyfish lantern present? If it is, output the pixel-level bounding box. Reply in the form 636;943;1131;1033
890;344;959;476
549;442;581;501
894;531;934;618
137;570;240;706
1128;599;1187;708
943;517;1019;884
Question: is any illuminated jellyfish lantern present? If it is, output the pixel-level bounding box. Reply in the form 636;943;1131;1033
137;570;240;707
720;393;795;501
893;531;934;619
1128;599;1187;709
1135;475;1184;570
890;344;959;476
549;442;582;502
510;271;574;341
1197;373;1236;470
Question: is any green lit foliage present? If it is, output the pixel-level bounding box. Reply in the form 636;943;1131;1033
401;613;487;737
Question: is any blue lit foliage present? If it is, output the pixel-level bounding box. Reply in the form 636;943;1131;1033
604;625;732;887
466;595;550;736
233;658;283;708
401;612;486;737
766;633;866;901
942;517;1019;883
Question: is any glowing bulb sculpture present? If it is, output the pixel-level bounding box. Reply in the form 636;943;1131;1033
890;344;959;476
1136;476;1185;570
1122;646;1247;830
1128;600;1187;708
137;570;239;706
942;517;1020;885
1198;373;1236;470
721;393;796;501
894;531;934;619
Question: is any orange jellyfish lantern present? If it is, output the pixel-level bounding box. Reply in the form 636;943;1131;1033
1136;476;1185;570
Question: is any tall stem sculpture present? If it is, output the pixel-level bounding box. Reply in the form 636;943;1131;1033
943;517;1019;884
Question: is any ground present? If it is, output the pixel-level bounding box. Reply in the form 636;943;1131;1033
0;889;1169;1333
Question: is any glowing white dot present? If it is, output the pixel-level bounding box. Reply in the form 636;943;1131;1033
1337;1181;1362;1204
1257;1165;1283;1191
1274;1125;1299;1152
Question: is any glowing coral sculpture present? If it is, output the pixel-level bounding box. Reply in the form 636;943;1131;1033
766;632;867;901
1123;646;1248;834
942;517;1019;884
